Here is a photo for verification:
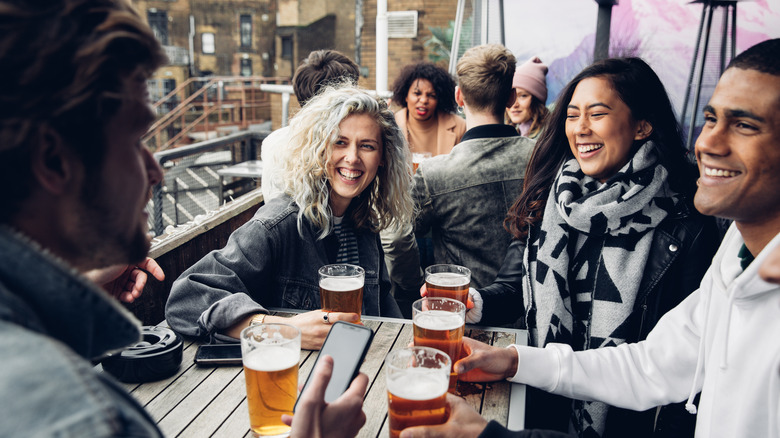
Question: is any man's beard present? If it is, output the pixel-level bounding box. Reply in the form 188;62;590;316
75;185;150;270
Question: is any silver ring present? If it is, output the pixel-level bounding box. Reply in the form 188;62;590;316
323;312;331;324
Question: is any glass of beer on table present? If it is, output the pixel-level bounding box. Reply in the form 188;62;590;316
240;323;301;437
386;346;451;438
424;264;471;306
319;264;364;318
412;297;466;392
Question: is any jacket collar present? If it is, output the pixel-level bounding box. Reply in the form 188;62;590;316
0;226;141;360
460;124;519;143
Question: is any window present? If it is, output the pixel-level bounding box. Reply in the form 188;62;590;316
281;36;293;59
147;9;169;45
240;58;252;77
240;14;252;49
202;33;215;54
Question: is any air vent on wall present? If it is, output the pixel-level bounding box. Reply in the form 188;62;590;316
387;11;418;38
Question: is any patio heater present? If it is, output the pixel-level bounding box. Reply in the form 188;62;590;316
680;0;740;151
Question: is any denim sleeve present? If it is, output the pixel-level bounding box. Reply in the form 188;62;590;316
165;218;274;340
412;168;434;236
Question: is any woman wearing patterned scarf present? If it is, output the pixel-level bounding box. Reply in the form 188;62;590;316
471;58;721;437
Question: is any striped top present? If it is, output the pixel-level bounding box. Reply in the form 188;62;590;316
333;216;359;265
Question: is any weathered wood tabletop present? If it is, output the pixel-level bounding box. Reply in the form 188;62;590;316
104;312;527;438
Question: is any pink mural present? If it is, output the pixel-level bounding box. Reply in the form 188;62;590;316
504;0;780;118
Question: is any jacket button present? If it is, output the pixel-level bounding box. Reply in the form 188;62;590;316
669;244;678;252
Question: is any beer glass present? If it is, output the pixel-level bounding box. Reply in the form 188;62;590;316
386;346;451;438
412;297;466;392
424;264;471;305
412;152;432;173
319;264;364;316
241;323;301;437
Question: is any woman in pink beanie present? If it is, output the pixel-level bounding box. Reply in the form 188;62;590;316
506;56;550;139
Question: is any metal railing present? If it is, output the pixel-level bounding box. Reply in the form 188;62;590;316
145;76;289;152
147;130;268;236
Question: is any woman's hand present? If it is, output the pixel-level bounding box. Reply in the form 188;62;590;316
271;310;360;350
399;393;487;438
283;355;368;438
454;337;518;382
85;257;165;303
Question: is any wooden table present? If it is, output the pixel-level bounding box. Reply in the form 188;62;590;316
104;312;527;437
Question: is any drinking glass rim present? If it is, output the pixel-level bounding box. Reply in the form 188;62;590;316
385;345;452;371
424;264;471;276
240;322;302;344
318;263;365;277
412;296;466;314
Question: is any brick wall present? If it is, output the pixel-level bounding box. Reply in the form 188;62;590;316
360;0;459;99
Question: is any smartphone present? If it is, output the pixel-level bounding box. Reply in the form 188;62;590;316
294;321;374;411
194;343;242;366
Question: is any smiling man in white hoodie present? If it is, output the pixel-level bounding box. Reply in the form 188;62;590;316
399;39;780;438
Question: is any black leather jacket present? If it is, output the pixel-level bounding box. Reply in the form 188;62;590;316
479;199;721;438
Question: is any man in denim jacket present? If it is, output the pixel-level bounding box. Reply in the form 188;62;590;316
414;44;535;290
0;1;167;435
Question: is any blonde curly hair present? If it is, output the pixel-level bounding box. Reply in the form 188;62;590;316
280;85;415;239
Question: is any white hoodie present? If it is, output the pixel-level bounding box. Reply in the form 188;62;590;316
510;223;780;437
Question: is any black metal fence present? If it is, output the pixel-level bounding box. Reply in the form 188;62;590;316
147;130;268;236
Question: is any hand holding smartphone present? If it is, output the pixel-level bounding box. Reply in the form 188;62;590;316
294;321;374;411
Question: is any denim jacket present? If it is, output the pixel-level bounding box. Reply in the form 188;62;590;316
166;196;401;341
0;227;161;437
414;125;535;288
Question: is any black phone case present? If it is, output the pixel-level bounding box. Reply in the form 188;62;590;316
194;344;243;366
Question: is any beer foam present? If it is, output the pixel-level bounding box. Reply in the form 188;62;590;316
427;272;469;288
387;368;448;400
243;346;299;372
414;310;464;331
319;277;363;292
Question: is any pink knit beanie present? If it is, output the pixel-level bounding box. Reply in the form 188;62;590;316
512;56;548;103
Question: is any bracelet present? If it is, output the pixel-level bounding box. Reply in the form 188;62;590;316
250;313;267;326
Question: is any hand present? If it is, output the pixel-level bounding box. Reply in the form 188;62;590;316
275;310;360;350
420;284;475;310
399;393;487;438
282;355;368;438
454;337;518;382
85;258;165;303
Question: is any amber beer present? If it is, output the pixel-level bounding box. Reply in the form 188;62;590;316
386;347;451;438
241;324;301;437
319;264;364;316
412;297;466;392
425;264;471;305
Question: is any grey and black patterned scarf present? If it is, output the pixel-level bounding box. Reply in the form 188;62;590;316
522;141;679;437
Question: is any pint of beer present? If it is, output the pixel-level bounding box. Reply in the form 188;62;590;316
319;264;364;316
241;323;301;437
386;347;451;438
412;297;466;392
424;264;471;305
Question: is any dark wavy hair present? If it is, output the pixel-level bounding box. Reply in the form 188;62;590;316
505;57;696;239
0;0;166;222
292;50;359;106
728;38;780;76
390;62;458;115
